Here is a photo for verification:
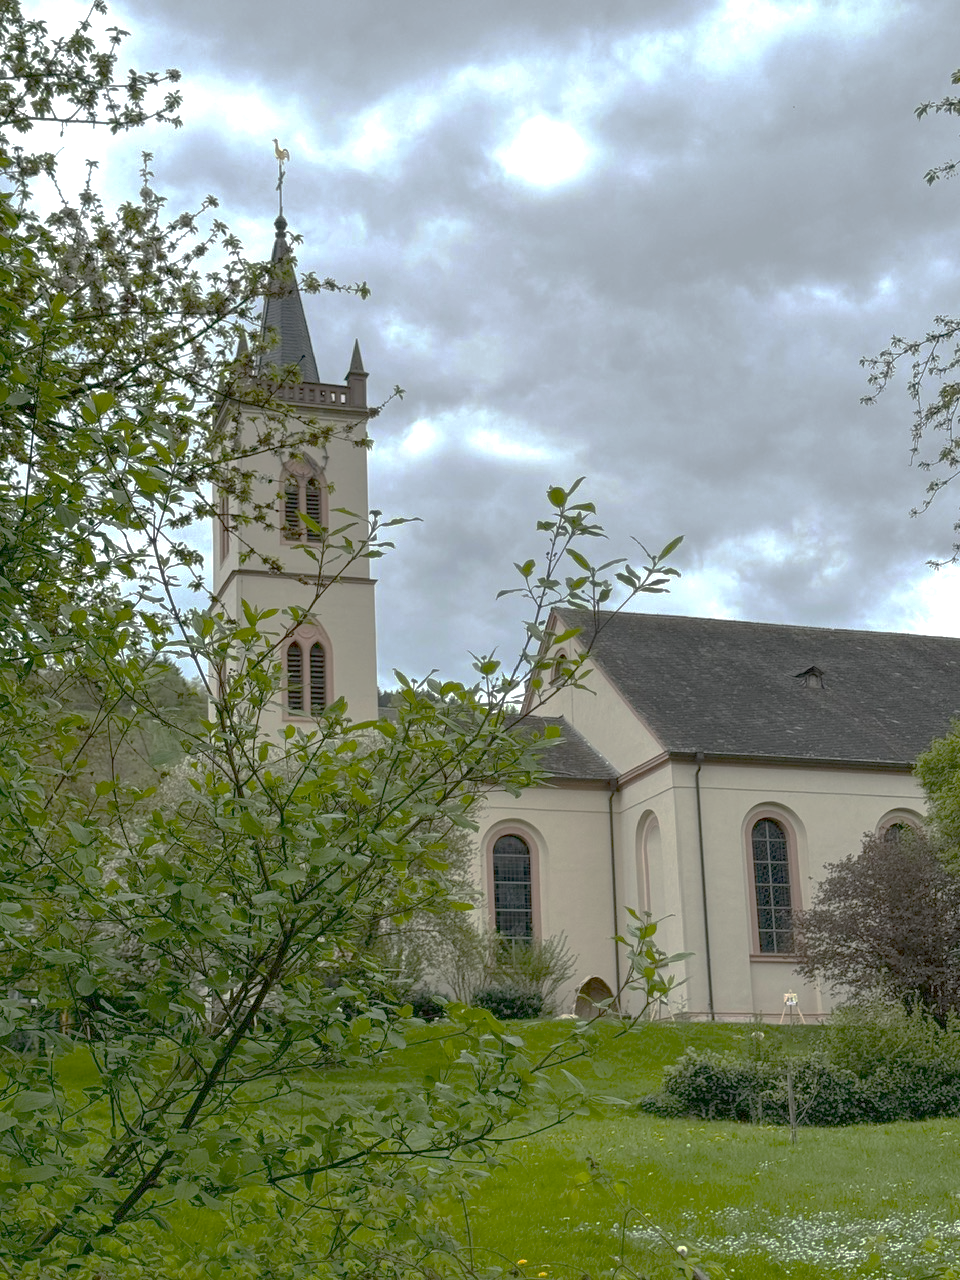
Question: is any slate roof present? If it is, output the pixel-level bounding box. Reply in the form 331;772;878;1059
555;610;960;766
258;216;320;383
377;707;615;782
522;715;616;781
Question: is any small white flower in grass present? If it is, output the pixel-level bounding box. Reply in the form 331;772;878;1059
676;1246;687;1258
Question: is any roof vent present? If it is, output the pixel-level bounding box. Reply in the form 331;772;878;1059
795;666;825;689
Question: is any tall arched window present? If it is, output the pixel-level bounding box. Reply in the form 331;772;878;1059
877;811;921;843
304;479;323;541
492;834;533;939
218;488;230;561
309;642;326;712
751;818;794;954
283;478;300;538
286;636;330;716
286;641;304;713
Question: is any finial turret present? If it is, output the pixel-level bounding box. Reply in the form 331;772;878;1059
346;339;368;408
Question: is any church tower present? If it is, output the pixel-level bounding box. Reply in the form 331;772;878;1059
211;214;378;734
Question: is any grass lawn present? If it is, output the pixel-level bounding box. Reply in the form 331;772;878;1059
449;1020;960;1280
304;1018;956;1280
55;1019;960;1278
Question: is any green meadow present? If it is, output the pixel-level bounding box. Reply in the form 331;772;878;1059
259;1020;960;1280
453;1021;960;1280
60;1020;960;1278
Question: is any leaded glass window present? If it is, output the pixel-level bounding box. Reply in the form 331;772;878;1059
752;818;793;954
493;834;532;939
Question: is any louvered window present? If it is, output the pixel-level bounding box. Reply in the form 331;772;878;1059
752;819;794;954
304;479;323;542
281;470;326;541
219;489;230;560
286;641;304;712
283;480;301;538
309;642;326;711
493;834;533;939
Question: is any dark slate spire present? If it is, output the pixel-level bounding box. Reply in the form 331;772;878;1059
258;215;320;383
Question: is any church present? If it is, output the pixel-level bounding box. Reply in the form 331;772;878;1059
214;215;960;1022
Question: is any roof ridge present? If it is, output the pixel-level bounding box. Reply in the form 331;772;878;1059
554;607;960;644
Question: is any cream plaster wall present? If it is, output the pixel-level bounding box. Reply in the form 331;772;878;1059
474;785;617;1013
613;759;925;1020
212;404;379;731
531;631;664;774
217;574;378;732
478;757;927;1022
613;760;695;1014
215;408;372;583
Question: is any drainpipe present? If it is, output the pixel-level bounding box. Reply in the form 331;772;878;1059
607;782;622;997
694;752;716;1021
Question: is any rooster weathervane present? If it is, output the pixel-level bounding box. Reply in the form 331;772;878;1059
273;138;290;216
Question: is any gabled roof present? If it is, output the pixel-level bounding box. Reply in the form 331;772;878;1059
376;708;614;783
555;609;960;766
523;715;616;781
258;216;320;383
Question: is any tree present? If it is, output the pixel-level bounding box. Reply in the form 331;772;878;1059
0;5;685;1276
861;66;960;558
794;829;960;1022
915;719;960;862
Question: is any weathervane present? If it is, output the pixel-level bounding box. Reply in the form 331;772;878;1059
273;137;290;216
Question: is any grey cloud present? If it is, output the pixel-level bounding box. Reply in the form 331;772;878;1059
102;0;960;681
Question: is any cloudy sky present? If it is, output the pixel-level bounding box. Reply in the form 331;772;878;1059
37;0;960;684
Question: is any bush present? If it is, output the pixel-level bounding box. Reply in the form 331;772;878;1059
651;1048;774;1122
488;935;577;1013
445;933;577;1013
472;987;544;1020
825;1001;960;1121
640;1004;960;1126
639;1048;866;1126
409;990;446;1022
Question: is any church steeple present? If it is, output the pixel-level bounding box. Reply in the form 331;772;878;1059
258;215;320;383
212;202;378;734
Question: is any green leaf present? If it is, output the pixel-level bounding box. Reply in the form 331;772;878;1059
658;534;684;559
12;1091;56;1114
143;921;175;943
